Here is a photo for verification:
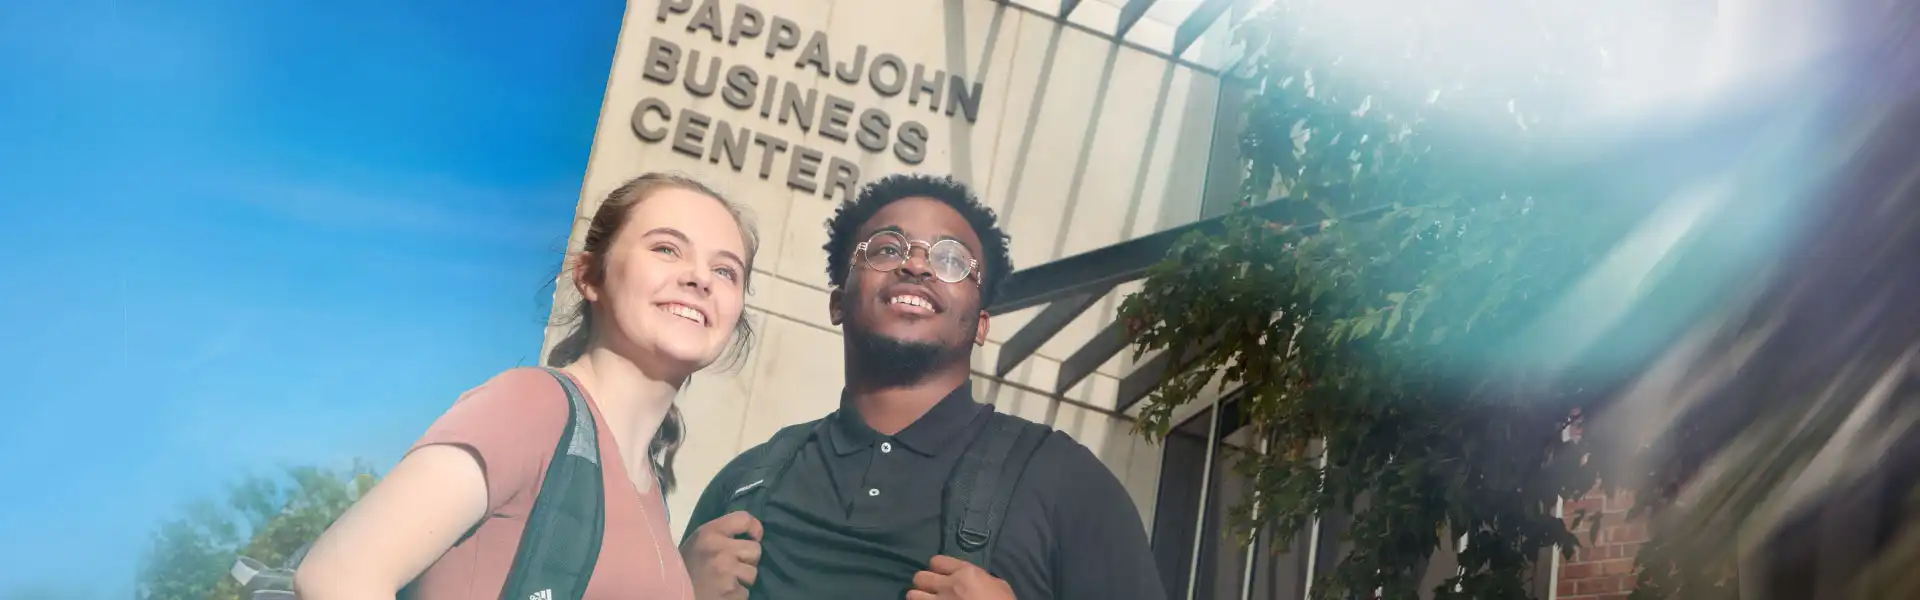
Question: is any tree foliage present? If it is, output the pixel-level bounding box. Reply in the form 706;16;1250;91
135;461;379;600
1118;1;1667;598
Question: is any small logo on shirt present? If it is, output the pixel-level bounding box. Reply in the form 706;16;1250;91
529;589;552;600
730;479;766;500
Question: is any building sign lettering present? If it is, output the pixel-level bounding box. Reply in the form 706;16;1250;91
636;0;987;200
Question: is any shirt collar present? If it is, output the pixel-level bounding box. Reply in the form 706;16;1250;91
827;381;986;457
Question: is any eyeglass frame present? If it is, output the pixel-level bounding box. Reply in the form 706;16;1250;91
849;231;984;286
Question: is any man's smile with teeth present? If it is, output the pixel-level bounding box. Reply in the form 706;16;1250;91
661;303;706;325
890;295;934;311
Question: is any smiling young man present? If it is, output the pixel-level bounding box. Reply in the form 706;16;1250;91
678;174;1166;600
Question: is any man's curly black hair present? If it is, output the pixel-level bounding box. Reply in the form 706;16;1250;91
823;173;1014;307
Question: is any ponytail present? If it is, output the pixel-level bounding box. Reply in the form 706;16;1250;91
650;403;685;493
546;303;682;494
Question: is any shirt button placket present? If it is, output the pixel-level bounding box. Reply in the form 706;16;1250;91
859;441;890;506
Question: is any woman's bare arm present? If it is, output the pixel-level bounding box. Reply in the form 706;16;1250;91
293;444;490;598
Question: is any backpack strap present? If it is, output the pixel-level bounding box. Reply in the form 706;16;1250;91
941;411;1055;569
496;367;607;600
723;418;827;517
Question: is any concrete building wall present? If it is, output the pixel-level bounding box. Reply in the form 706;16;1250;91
543;0;1228;541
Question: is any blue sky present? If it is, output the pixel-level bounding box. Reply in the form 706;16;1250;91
0;0;625;594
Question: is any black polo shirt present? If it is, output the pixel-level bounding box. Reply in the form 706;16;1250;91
682;382;1166;600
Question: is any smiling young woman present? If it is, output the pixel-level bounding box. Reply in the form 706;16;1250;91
294;173;759;600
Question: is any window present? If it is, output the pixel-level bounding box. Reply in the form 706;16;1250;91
1151;392;1315;600
1150;393;1560;600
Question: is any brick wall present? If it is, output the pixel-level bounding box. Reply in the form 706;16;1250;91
1556;488;1647;600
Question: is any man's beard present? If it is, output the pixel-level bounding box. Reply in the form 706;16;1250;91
846;310;977;389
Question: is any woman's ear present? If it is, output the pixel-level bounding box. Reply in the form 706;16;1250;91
828;287;844;326
572;252;600;303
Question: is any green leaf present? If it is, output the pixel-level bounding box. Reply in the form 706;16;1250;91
1383;304;1403;339
1351;312;1377;340
1407;295;1430;335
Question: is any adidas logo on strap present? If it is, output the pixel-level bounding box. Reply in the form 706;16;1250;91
529;589;553;600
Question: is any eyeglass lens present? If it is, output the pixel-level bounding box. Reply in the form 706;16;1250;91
864;231;974;283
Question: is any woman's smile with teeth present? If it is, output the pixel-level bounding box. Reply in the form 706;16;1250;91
661;303;706;325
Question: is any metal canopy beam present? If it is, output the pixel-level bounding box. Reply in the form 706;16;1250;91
995;286;1113;376
986;199;1297;316
1115;0;1160;39
1060;0;1083;18
1056;319;1129;394
1172;0;1235;58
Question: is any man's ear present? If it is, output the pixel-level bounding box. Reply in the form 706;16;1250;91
829;287;845;326
973;311;990;346
572;253;599;304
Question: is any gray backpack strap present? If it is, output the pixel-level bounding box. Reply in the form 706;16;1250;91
544;368;601;465
494;367;605;600
941;411;1055;568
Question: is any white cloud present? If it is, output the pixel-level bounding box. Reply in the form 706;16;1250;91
174;312;256;372
204;171;574;251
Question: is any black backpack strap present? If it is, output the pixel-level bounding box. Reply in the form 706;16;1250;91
496;367;607;600
941;411;1055;569
722;418;827;517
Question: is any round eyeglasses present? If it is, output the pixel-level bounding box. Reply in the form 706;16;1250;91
853;231;981;285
